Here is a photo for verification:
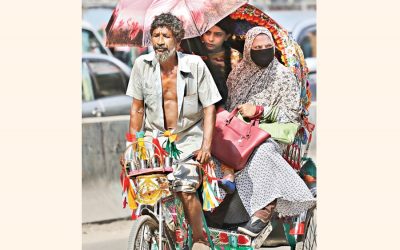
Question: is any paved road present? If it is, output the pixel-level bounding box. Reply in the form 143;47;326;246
82;219;291;250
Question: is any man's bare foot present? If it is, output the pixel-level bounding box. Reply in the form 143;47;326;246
219;165;236;194
222;173;235;182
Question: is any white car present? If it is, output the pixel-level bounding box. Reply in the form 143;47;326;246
82;20;113;56
82;53;132;117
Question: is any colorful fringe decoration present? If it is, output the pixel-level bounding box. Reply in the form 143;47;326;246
127;182;138;210
135;131;147;160
120;170;128;208
201;163;222;211
120;169;138;210
125;132;135;142
163;130;182;160
152;130;168;159
125;133;135;161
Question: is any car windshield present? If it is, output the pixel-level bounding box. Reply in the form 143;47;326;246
87;60;126;98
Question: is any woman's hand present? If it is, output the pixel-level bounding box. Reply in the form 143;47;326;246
237;103;256;118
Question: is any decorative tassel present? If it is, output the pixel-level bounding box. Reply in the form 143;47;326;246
201;164;222;211
125;133;135;160
127;184;138;210
135;131;147;160
122;194;128;209
163;130;182;160
120;170;129;208
125;132;135;142
120;168;138;210
131;210;138;220
152;137;168;158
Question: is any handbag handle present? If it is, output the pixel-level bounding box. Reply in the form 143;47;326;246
225;108;260;139
226;107;240;123
245;119;260;138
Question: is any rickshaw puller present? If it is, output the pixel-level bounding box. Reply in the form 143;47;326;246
125;13;222;250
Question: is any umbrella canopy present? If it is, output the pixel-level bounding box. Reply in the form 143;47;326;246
105;0;248;47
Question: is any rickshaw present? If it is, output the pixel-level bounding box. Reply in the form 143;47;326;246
121;135;315;250
116;3;317;250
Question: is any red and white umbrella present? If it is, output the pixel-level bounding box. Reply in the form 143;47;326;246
105;0;248;47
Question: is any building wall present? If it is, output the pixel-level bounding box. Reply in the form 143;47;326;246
82;118;131;223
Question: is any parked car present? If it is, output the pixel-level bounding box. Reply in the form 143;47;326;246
82;53;132;117
82;21;113;56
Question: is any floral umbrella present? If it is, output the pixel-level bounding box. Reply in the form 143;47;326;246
105;0;248;47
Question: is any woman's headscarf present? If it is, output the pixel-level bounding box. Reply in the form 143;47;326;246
225;26;301;124
180;17;239;106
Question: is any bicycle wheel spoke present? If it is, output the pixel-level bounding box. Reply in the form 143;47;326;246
300;209;317;250
139;226;145;250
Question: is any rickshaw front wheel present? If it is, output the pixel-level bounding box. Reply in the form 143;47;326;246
127;215;171;250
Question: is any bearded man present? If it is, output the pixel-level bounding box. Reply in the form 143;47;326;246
125;13;221;249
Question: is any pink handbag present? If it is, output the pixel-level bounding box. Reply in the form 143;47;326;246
211;108;271;171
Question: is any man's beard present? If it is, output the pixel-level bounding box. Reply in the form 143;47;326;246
154;47;176;63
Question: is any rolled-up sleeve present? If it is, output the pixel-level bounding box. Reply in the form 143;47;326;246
197;60;222;108
126;60;143;100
